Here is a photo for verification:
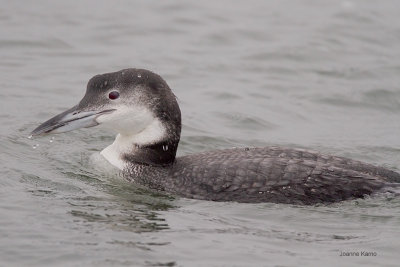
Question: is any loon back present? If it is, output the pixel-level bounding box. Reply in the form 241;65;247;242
126;147;400;205
30;68;400;205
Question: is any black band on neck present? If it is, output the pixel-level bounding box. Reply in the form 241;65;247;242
123;141;178;167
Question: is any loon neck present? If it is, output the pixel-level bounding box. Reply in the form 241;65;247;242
123;141;178;167
100;120;179;169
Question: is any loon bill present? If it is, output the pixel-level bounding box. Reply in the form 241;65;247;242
31;68;400;205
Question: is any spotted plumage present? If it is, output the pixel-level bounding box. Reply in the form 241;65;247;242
31;68;400;205
125;146;398;204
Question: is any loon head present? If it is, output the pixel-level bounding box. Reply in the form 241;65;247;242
31;68;182;169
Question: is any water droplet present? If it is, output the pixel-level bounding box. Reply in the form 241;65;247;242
49;137;54;143
32;144;39;149
28;135;33;139
137;73;142;78
162;145;168;151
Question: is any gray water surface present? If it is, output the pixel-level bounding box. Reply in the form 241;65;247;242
1;0;400;266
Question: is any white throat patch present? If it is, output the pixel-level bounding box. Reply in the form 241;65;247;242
100;118;166;170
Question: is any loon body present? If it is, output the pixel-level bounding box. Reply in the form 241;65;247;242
31;68;400;205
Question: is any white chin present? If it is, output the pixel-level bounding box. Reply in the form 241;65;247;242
99;118;166;170
97;106;167;169
96;106;160;137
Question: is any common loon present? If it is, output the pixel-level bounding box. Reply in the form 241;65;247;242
31;68;400;205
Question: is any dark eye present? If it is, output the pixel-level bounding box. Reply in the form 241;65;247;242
108;91;120;100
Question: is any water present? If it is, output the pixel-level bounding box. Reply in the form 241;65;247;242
1;0;400;266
